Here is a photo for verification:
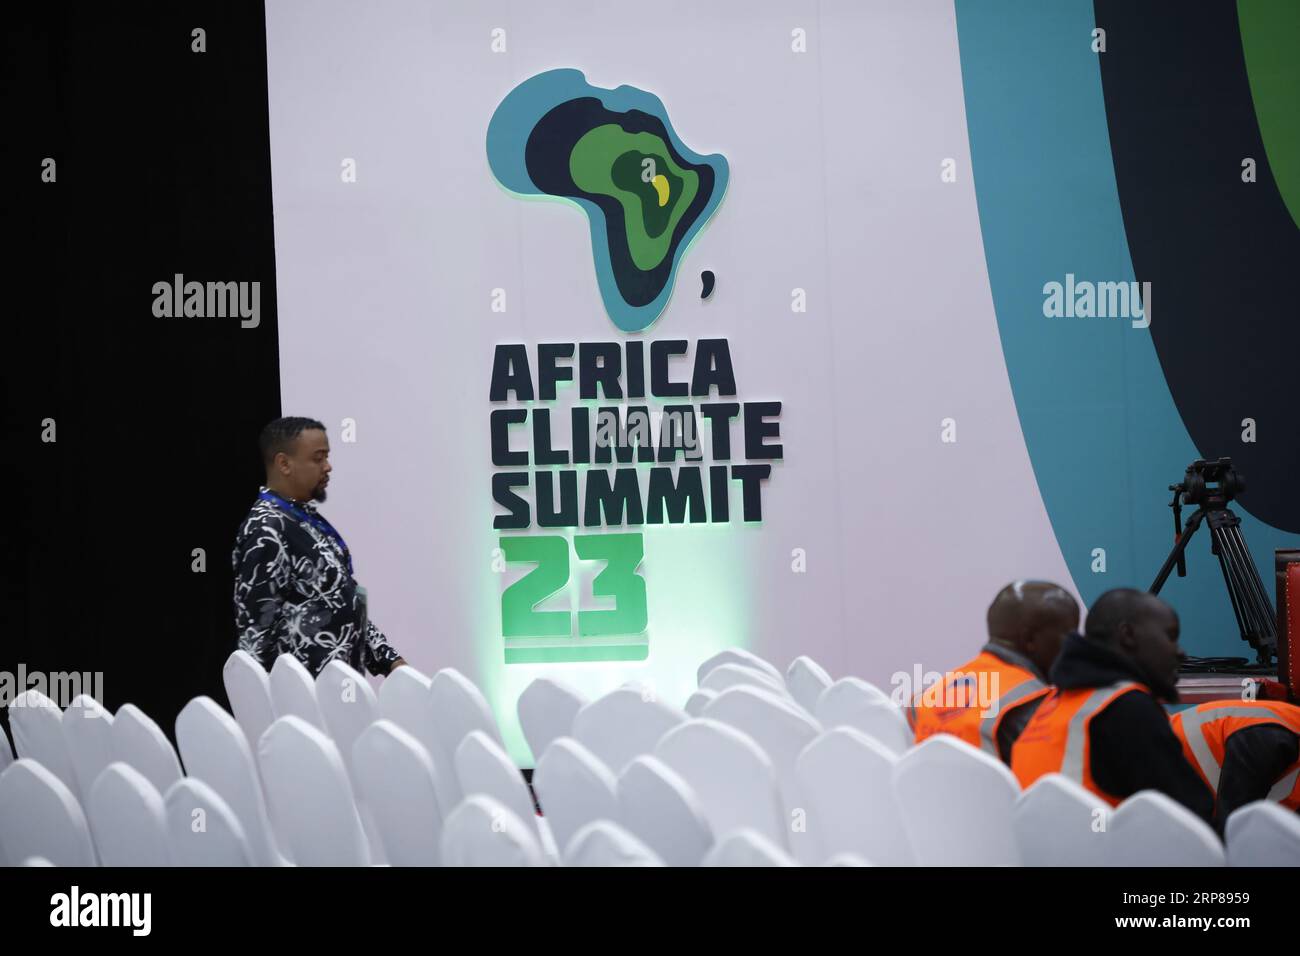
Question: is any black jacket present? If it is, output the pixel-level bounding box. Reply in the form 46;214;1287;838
1216;723;1299;830
231;487;401;677
1007;632;1215;824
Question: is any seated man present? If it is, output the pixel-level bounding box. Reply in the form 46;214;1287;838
1010;588;1214;822
1172;698;1300;830
906;581;1077;762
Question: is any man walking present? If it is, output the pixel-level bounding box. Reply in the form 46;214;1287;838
232;416;406;677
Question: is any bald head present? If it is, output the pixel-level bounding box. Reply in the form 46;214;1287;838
986;581;1079;676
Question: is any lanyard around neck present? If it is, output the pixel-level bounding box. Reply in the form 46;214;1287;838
259;489;353;575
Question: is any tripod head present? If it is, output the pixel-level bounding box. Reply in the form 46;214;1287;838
1170;457;1246;511
1153;456;1276;666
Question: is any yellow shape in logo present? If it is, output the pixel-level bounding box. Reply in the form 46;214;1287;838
651;173;670;207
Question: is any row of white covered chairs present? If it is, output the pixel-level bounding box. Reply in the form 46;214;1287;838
3;646;1299;866
0;650;514;867
498;647;1298;867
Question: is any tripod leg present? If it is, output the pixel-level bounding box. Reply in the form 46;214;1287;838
1237;528;1276;634
1151;509;1206;594
1211;526;1253;646
1222;524;1277;639
1208;517;1278;665
1222;528;1271;642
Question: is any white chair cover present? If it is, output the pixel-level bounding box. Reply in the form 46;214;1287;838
564;820;664;866
683;688;717;717
617;754;714;867
702;685;821;861
222;649;277;749
655;718;786;849
517;676;588;766
257;715;369;866
62;694;116;804
1105;791;1225;867
572;686;687;775
164;777;254;866
830;699;911;755
815;678;896;735
697;648;784;687
785;656;834;715
0;758;97;867
430;670;506;814
377;665;455;815
87;762;169;867
316;660;379;774
532;736;620;857
701;829;798;867
269;654;327;731
892;734;1021;865
1225;800;1300;867
351;719;444;866
1013;773;1110;866
9;689;77;794
700;663;788;698
454;730;537;838
0;721;13;774
440;794;547;867
175;696;286;866
797;726;913;865
113;703;183;795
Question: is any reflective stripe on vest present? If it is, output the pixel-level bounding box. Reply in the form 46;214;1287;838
1268;766;1300;804
977;675;1048;755
1060;681;1137;784
1011;680;1147;804
1177;704;1299;791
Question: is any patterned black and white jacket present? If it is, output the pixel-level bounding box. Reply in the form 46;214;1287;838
232;487;401;677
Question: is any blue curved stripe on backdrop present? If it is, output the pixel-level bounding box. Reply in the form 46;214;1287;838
953;0;1291;657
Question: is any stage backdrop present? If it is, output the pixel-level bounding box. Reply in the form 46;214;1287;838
264;0;1300;763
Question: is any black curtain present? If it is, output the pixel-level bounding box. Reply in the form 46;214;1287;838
1;1;280;748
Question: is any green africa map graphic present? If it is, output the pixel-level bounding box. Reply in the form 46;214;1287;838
487;69;730;332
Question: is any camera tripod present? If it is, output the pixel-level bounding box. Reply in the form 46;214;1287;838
1150;459;1276;666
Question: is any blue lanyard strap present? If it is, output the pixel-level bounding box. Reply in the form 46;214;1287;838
258;490;353;575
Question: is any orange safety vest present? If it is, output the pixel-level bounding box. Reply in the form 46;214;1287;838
1170;699;1300;810
906;650;1050;758
1010;680;1147;805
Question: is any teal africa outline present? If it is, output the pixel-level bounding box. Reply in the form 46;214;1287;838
486;68;730;333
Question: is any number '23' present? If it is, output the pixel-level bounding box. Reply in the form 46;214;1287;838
500;533;647;638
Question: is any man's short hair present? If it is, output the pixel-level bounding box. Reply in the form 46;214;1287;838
259;416;326;468
1084;588;1155;643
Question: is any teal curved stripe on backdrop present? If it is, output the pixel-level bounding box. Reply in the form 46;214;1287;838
954;0;1285;657
1238;0;1300;231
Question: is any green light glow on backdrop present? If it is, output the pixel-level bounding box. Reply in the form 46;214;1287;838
479;518;756;767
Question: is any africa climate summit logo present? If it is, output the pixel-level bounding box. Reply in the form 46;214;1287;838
486;69;729;333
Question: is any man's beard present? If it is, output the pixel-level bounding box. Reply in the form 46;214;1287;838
1138;660;1180;703
311;484;328;502
1152;673;1180;704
